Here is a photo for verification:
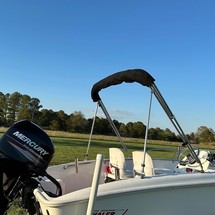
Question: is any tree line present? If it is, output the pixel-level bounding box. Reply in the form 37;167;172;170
0;92;214;143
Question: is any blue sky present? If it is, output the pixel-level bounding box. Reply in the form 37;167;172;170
0;1;214;134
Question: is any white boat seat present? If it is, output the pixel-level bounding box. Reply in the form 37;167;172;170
198;150;210;171
132;151;155;177
108;148;132;180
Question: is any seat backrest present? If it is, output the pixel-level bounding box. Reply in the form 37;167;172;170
132;151;154;177
197;150;210;171
109;148;126;179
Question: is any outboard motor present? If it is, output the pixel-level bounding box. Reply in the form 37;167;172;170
0;120;62;214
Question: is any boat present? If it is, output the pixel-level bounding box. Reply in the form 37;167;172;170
1;69;215;215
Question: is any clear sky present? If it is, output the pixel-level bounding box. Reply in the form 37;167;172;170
0;0;214;134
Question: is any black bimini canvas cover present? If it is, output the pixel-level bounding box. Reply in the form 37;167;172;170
91;69;155;102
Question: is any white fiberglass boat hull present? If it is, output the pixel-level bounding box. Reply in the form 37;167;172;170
34;173;215;215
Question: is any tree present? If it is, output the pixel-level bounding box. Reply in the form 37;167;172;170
187;132;200;144
155;127;165;140
113;119;121;130
7;92;22;124
126;122;134;137
0;92;43;126
119;123;128;137
132;121;146;138
0;92;8;126
148;128;158;140
38;109;56;128
66;111;88;133
16;94;32;121
50;119;61;131
164;128;177;141
29;97;43;121
195;126;215;143
56;110;68;131
92;117;112;135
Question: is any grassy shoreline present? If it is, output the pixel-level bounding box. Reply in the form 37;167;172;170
1;126;215;166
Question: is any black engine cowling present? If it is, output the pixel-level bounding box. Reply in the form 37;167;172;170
0;119;54;171
0;120;61;214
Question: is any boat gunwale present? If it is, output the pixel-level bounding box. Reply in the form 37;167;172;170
34;173;215;207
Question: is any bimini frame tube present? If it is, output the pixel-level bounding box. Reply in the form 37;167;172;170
150;83;203;172
85;103;99;160
98;100;127;151
86;100;128;157
141;90;153;178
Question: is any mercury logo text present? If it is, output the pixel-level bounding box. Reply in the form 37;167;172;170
13;131;49;156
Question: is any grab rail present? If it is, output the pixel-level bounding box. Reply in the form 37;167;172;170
86;154;103;215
